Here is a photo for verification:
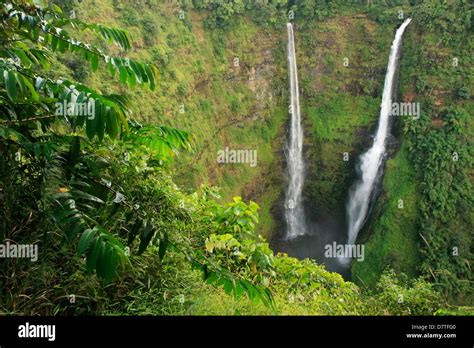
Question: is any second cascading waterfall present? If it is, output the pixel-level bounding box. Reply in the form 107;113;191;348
285;22;306;239
345;18;412;246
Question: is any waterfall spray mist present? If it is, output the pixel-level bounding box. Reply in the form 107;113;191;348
344;18;412;253
285;23;306;239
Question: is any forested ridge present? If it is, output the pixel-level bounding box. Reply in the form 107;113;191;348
0;0;472;316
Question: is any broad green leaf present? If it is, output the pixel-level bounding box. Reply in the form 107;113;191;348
85;102;97;139
224;279;233;295
60;213;82;225
104;246;117;281
96;104;105;140
119;65;128;85
58;37;69;53
77;228;96;255
5;70;17;101
91;54;99;72
51;35;58;51
127;219;142;245
97;244;117;282
234;281;245;299
106;108;119;139
158;233;168;261
20;75;39;101
86;237;103;274
66;222;85;242
73;189;105;204
128;70;136;90
205;272;219;285
138;220;155;255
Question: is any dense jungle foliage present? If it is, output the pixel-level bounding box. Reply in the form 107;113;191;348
0;0;472;315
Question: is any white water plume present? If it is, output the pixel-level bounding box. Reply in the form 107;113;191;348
285;23;306;239
345;18;412;249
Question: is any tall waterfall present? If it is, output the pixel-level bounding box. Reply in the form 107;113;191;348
285;23;306;239
345;18;412;246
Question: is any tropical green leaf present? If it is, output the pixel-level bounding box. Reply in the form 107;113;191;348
77;228;96;255
4;70;17;101
158;232;168;261
138;220;155;255
86;237;103;274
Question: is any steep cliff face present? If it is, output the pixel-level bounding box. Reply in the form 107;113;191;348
299;16;393;221
268;15;420;279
